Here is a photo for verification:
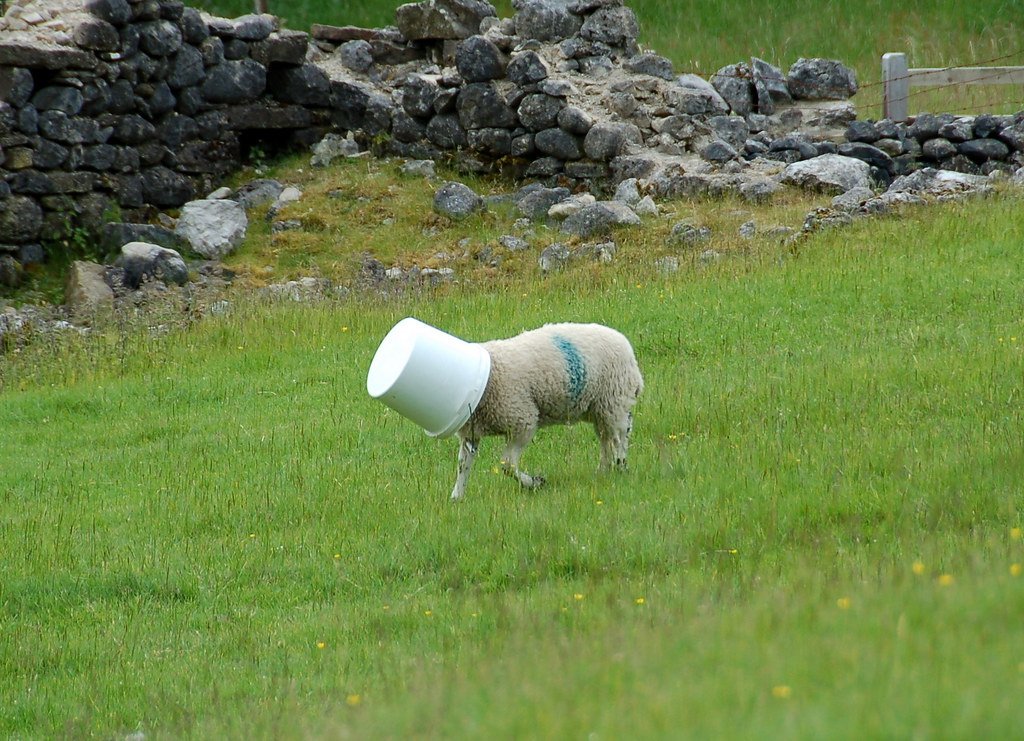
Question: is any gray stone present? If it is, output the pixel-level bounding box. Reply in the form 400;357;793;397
959;138;1010;162
230;178;285;208
168;45;206;89
560;201;639;238
399;159;436;177
837;142;894;173
973;114;1004;139
613;178;640;205
80;144;119;170
556;106;593;136
517;93;564;131
33;139;70;170
907;113;952;141
497;234;529;251
506;51;549;86
845;119;880;143
831;186;875;211
112;114;157;145
426;113;469;149
938;118;974;142
514;0;581;41
339;40;375;73
922;137;957;160
140;166;195;207
0;68;34;108
535;127;582;159
0;195;42;243
886;167;992;198
395;0;497;41
179;7;208;43
37;112;100;145
781;153;872;193
65;261;113;314
998;121;1024;151
223;14;278;41
137;20;183;56
623;52;674;80
402;75;440;118
769;134;819;160
701;139;738;163
201;59;267;104
667;73;733;115
751;57;791;114
711;63;754;116
538;242;570;272
457;82;516;128
250;30;308;66
31;86;84;115
515;185;570;219
583;121;642;161
579;5;639;47
739;178;781;203
467;127;511;156
115;241;189;287
102;222;188;252
456;35;506;82
267;64;331;106
73;17;121;51
708;114;748;148
433;181;484;219
786;58;858;100
175;198;248;258
85;0;132;25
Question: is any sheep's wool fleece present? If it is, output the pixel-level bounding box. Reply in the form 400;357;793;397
467;323;643;434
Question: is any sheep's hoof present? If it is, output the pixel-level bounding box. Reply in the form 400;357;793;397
523;474;546;489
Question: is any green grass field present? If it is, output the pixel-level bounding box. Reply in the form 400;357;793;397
3;0;1024;737
2;188;1023;736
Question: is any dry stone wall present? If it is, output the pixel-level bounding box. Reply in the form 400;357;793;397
2;0;1024;285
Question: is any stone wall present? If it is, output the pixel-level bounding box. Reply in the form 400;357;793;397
2;0;1024;286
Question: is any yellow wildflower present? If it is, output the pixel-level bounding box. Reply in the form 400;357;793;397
937;574;955;586
836;597;851;610
771;685;792;699
1011;564;1022;577
346;694;362;707
912;561;926;575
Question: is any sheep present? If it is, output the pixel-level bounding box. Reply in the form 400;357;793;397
450;322;644;501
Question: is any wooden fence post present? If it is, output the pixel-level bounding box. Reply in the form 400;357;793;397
882;52;909;122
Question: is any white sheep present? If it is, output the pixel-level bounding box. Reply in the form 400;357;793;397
450;322;644;500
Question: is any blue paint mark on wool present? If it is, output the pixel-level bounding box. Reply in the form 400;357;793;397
553;335;587;402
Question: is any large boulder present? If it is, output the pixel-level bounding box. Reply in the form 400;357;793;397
65;260;114;314
433;181;484;219
115;241;189;288
781;153;872;193
175;199;248;259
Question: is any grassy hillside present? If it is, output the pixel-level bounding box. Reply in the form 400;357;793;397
2;189;1023;737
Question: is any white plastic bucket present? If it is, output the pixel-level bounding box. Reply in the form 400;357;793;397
366;317;492;438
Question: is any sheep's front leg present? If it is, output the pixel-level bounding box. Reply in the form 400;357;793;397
596;410;633;471
501;426;545;489
450;435;479;501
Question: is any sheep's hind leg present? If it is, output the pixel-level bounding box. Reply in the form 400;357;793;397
501;426;545;489
450;435;479;501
